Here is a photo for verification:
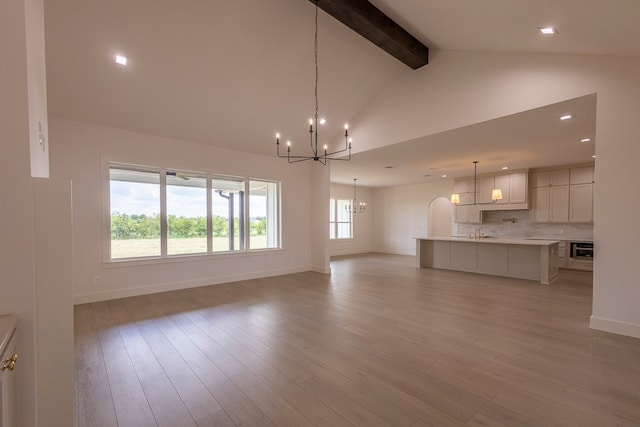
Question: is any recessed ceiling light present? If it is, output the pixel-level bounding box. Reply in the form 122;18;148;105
115;55;127;66
580;138;592;143
539;27;557;35
441;174;447;178
560;114;572;120
592;155;596;158
319;118;326;125
501;166;509;170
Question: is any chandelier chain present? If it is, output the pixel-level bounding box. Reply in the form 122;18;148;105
314;0;319;119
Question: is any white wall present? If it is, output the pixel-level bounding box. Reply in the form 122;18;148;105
25;0;49;178
310;164;330;272
356;50;640;338
33;178;74;426
329;182;375;256
374;180;454;255
0;0;49;424
49;118;313;303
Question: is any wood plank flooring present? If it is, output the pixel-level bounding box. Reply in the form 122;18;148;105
74;253;640;426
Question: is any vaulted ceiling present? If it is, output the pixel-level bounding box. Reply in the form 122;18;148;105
44;0;640;186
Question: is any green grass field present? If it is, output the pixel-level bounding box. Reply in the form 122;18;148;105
111;235;269;259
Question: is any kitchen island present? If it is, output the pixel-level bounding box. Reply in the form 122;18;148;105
415;237;560;284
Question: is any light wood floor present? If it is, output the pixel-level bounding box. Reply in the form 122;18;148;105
75;253;640;427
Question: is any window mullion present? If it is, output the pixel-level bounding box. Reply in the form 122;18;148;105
244;180;250;250
160;169;168;257
207;176;213;254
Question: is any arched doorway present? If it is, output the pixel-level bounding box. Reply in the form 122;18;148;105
428;196;453;237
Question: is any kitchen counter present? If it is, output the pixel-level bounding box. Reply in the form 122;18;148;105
428;236;560;245
415;237;560;284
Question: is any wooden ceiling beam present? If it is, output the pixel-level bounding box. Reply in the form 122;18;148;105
309;0;429;69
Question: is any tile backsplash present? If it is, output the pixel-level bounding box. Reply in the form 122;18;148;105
455;210;594;240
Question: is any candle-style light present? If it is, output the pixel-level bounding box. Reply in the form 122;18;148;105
274;0;352;165
345;179;366;214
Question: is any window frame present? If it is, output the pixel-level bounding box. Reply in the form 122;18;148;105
104;161;282;263
329;197;354;240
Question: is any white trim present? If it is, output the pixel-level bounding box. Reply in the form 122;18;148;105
311;265;332;274
330;249;376;257
590;315;640;339
103;244;285;268
374;248;417;256
104;159;283;263
73;265;310;305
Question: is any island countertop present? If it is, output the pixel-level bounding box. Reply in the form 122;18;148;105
414;236;560;246
414;237;560;283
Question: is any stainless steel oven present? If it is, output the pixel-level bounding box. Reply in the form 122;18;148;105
570;241;594;259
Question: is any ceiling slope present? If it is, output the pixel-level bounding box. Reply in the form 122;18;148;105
310;0;429;69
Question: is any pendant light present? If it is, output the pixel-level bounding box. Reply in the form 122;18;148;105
345;179;366;214
451;161;503;206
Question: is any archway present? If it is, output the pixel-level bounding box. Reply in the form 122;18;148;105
428;196;453;237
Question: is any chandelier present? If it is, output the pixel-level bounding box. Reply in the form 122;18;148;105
451;161;503;205
345;179;366;214
275;0;352;165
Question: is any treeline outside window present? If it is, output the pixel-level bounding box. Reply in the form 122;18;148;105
109;165;280;260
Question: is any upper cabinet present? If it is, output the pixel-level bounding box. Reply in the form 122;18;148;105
453;170;528;222
530;164;594;223
453;179;482;224
477;171;528;210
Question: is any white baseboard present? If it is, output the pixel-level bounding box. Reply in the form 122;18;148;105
374;248;416;256
73;265;311;305
590;315;640;339
311;265;332;274
329;249;376;257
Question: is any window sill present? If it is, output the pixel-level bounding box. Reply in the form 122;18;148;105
103;247;285;268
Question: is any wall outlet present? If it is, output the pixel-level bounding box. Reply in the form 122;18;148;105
93;276;101;285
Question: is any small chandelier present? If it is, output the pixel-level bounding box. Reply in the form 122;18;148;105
451;161;503;206
345;179;366;214
275;0;352;165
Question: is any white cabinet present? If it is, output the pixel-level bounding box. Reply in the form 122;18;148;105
530;187;550;222
530;171;569;223
570;167;594;185
550;186;570;222
455;170;528;215
530;166;593;223
569;183;593;222
453;179;482;223
454;192;482;224
478;176;496;204
490;171;528;209
557;241;567;269
531;169;569;188
508;172;527;204
569;166;594;223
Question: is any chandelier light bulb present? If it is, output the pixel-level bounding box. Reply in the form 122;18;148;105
345;178;366;214
273;1;352;165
